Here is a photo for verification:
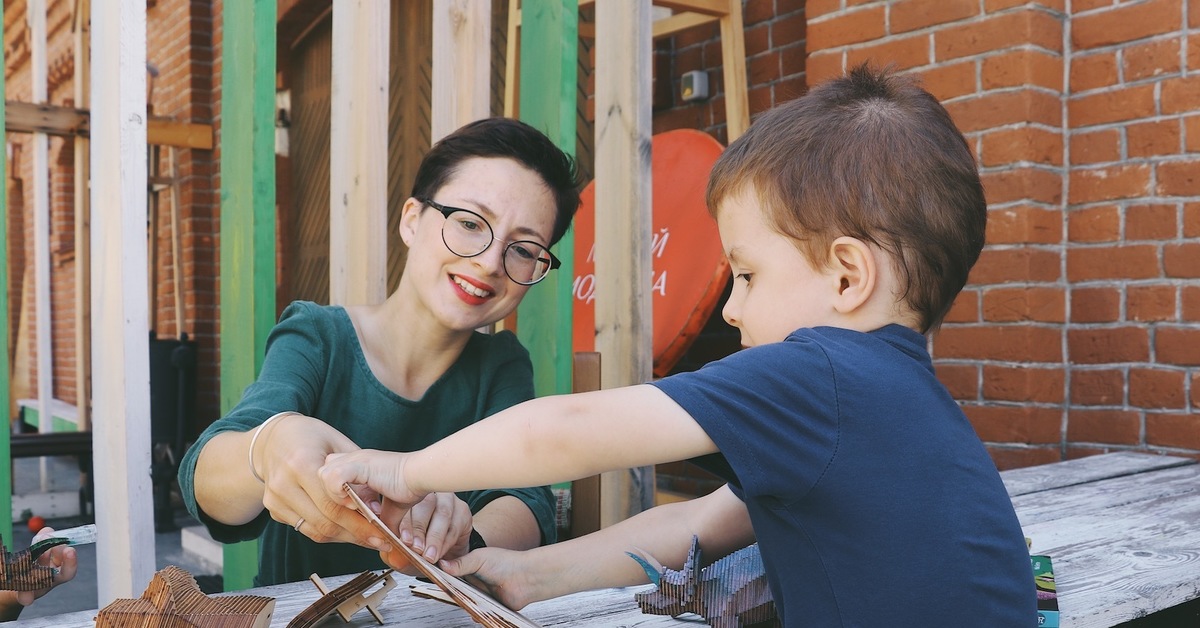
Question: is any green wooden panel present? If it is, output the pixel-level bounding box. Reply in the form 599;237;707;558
516;0;577;398
0;0;11;546
219;0;276;591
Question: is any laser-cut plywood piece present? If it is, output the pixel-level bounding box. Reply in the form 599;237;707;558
0;533;60;591
95;565;275;628
286;569;396;628
628;536;778;628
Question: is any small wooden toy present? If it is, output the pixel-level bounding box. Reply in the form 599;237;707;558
0;533;58;591
286;569;396;628
95;565;275;628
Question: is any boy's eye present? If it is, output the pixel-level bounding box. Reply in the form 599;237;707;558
736;272;752;283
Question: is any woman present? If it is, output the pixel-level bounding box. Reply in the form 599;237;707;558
178;118;580;586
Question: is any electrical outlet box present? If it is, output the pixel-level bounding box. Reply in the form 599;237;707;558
681;70;709;102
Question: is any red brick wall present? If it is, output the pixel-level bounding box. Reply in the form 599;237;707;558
803;0;1200;466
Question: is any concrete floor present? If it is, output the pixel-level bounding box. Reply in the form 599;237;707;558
9;455;220;620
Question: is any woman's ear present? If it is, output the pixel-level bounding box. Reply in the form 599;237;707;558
398;197;424;247
828;236;877;314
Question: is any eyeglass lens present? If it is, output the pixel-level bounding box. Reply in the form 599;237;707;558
441;210;553;285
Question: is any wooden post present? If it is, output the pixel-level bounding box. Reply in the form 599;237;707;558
0;0;12;547
30;3;53;488
593;0;655;526
74;0;91;431
719;0;749;141
515;0;576;398
220;0;276;591
431;0;491;142
329;1;388;306
90;0;154;603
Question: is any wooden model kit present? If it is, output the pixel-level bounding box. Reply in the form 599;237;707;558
342;484;541;628
95;565;275;628
286;569;396;628
0;533;63;591
627;536;778;627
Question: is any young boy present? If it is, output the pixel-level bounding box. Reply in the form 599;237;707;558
319;65;1036;626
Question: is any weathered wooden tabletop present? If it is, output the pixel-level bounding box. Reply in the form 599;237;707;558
22;451;1200;627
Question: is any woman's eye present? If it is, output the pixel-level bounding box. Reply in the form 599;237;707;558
459;219;482;232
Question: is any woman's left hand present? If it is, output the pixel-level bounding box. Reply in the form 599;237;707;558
378;492;472;574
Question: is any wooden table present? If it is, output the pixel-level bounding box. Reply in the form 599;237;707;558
23;452;1200;627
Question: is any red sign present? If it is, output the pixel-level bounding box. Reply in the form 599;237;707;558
572;129;728;377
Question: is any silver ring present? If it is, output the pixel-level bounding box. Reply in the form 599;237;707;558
293;517;305;532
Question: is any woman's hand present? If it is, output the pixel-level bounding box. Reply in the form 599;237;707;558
439;547;538;611
370;492;473;575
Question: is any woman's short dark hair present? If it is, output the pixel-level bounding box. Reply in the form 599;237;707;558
411;117;582;246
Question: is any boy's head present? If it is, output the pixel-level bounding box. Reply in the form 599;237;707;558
706;64;986;334
411;117;581;247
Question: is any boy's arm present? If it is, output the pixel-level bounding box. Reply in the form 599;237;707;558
441;486;754;610
322;384;716;509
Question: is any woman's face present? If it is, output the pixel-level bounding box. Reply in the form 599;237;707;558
399;156;558;333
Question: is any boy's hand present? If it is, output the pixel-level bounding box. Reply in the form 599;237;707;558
0;526;80;619
319;450;429;515
440;547;536;611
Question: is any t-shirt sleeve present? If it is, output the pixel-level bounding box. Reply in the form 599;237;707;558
650;337;841;503
459;331;557;545
178;301;331;543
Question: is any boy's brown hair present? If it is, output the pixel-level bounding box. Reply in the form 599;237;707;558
706;64;987;333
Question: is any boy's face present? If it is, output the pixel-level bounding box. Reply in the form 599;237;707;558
716;188;841;347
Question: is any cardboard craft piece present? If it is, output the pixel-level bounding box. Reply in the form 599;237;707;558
287;570;396;628
0;533;58;591
95;565;274;628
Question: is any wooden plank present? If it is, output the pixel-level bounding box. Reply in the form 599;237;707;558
502;0;520;117
0;0;11;547
73;0;91;432
431;0;490;143
329;0;388;306
1001;452;1195;498
593;0;655;527
219;0;276;591
515;1;577;398
4;101;213;149
569;352;601;539
652;12;718;39
90;0;155;602
1012;463;1200;527
719;0;749;141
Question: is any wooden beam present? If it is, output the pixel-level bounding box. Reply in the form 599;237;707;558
0;0;13;547
719;0;749;140
4;101;214;149
329;1;388;306
31;1;53;500
73;0;91;432
431;0;490;142
502;0;520;117
652;11;718;39
651;0;729;17
594;0;655;527
219;0;276;591
90;0;155;603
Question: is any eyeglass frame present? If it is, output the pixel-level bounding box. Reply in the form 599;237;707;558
418;197;562;286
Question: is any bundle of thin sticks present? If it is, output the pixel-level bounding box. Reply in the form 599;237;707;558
342;484;541;628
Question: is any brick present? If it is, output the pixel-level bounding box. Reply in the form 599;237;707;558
1184;286;1200;321
1156;160;1200;196
981;127;1063;167
988;446;1062;472
806;50;845;86
1068;165;1151;205
1157;327;1200;365
1186;116;1200;153
1186;203;1200;237
935;363;979;400
1164;243;1200;278
891;0;979;34
1194;373;1200;407
986;206;1062;245
1070;368;1125;405
1068;327;1151;363
846;34;931;71
979;168;1062;205
983;365;1065;403
1069;129;1120;165
1193;0;1200;27
1071;0;1183;50
982;287;1066;323
1128;120;1181;158
1161;76;1200;115
1128;284;1177;322
946;90;1062;133
1146;413;1200;450
935;325;1063;361
748;50;781;85
944;289;981;323
1070;52;1119;93
780;45;806;78
911;61;976;101
1068;205;1120;242
808;6;887;50
1066;409;1142;445
935;10;1062;61
970;247;1061;284
1068;84;1157;128
965;404;1062;444
982;49;1063;92
987;0;1066;12
1129;368;1187;409
1126;203;1179;240
1123;37;1182;82
806;0;843;19
1067;245;1159;281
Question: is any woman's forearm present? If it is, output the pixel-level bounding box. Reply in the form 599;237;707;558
193;429;268;525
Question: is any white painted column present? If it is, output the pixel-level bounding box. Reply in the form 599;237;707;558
431;0;491;142
329;0;389;306
90;0;154;602
29;2;53;494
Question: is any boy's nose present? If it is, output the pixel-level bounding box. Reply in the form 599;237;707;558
722;301;739;328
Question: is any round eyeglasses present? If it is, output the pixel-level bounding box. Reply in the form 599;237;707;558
419;198;561;286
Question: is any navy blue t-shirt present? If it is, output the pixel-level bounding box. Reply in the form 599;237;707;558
652;325;1035;626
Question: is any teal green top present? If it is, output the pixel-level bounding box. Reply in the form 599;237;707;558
178;301;555;586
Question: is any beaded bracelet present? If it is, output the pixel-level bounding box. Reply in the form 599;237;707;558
248;411;299;483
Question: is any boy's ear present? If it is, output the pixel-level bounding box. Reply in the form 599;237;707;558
828;236;877;314
398;197;424;246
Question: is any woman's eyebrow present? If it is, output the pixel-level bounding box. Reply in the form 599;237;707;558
466;199;550;242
